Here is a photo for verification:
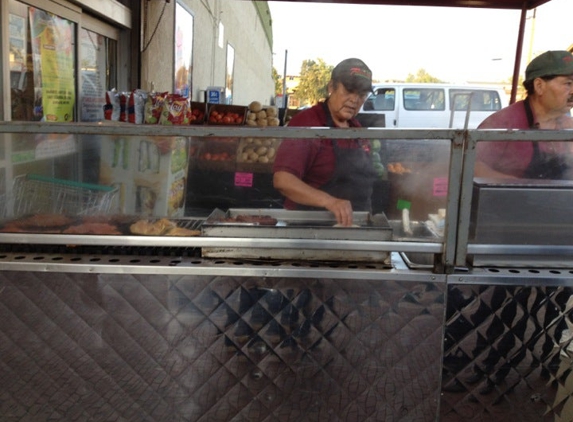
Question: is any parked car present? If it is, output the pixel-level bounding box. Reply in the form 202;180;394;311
357;83;508;128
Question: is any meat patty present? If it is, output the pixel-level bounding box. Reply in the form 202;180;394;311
234;214;278;225
11;213;74;228
130;218;176;235
62;222;122;235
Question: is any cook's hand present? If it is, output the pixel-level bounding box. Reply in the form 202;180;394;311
325;198;354;226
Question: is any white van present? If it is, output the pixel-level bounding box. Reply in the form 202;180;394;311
357;83;508;129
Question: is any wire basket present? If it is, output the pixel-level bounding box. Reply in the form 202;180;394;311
8;174;119;217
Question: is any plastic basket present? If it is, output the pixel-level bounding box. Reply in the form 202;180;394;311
9;174;119;216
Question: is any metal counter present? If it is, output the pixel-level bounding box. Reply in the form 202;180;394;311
0;254;446;421
1;257;573;421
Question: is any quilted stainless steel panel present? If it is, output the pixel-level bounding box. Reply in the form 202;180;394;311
441;284;573;421
0;271;445;421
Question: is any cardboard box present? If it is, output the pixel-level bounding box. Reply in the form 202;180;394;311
99;136;189;217
206;104;247;125
189;101;207;125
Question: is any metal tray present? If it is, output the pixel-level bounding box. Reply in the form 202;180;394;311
201;208;393;241
201;209;393;263
389;220;441;269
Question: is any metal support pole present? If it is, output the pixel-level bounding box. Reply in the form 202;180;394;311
510;6;528;104
282;49;288;108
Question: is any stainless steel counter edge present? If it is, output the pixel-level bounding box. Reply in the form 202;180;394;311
0;121;460;139
0;252;445;281
3;122;571;141
0;233;443;253
468;244;573;255
452;266;573;285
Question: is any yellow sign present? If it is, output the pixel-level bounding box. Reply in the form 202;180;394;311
29;8;75;122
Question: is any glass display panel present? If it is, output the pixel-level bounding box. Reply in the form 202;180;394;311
0;131;449;246
470;137;573;247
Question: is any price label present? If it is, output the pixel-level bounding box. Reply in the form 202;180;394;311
433;177;448;197
235;172;253;187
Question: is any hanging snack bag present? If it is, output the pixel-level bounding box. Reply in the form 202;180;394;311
144;91;168;124
127;89;148;124
119;91;131;122
104;88;120;121
159;94;189;125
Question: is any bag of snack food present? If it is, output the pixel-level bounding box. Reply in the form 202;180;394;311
159;94;189;125
103;88;120;121
144;91;168;124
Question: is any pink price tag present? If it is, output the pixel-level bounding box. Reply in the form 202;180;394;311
235;172;253;187
433;177;448;197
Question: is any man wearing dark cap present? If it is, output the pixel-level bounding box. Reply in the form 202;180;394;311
475;50;573;179
273;58;377;226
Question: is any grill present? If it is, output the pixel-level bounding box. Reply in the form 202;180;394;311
201;208;393;263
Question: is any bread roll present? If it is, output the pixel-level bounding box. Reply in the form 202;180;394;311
249;101;262;112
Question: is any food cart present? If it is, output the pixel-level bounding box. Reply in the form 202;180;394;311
2;0;573;421
1;120;572;421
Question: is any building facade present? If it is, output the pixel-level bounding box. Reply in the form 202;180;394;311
1;0;275;123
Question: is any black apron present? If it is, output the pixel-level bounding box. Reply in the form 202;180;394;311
522;98;569;179
296;102;378;211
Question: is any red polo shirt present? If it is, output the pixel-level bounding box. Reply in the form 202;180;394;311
273;102;365;209
477;100;571;178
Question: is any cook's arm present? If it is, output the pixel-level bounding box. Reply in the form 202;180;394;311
273;171;354;226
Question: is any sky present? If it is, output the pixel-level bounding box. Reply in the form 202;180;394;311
268;0;573;84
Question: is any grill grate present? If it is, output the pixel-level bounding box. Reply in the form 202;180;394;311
0;243;202;257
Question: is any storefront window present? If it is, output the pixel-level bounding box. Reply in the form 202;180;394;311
80;29;117;121
9;12;34;120
30;8;76;122
9;2;118;123
226;44;235;104
9;6;76;122
174;2;194;98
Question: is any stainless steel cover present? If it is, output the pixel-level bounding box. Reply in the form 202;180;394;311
470;178;573;245
201;208;393;262
470;178;573;267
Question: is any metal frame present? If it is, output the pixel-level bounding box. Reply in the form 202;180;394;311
456;128;573;267
1;122;572;273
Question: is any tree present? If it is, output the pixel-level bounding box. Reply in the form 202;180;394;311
293;58;333;106
272;67;282;96
405;68;444;83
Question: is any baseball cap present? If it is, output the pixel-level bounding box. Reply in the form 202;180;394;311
331;58;373;93
525;50;573;82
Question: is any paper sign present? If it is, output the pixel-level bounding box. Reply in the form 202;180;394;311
235;172;253;187
433;177;448;197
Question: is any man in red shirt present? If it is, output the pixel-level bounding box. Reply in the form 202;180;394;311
476;50;573;179
273;58;377;226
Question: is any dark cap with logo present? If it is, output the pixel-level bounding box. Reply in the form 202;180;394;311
525;50;573;82
331;58;373;93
